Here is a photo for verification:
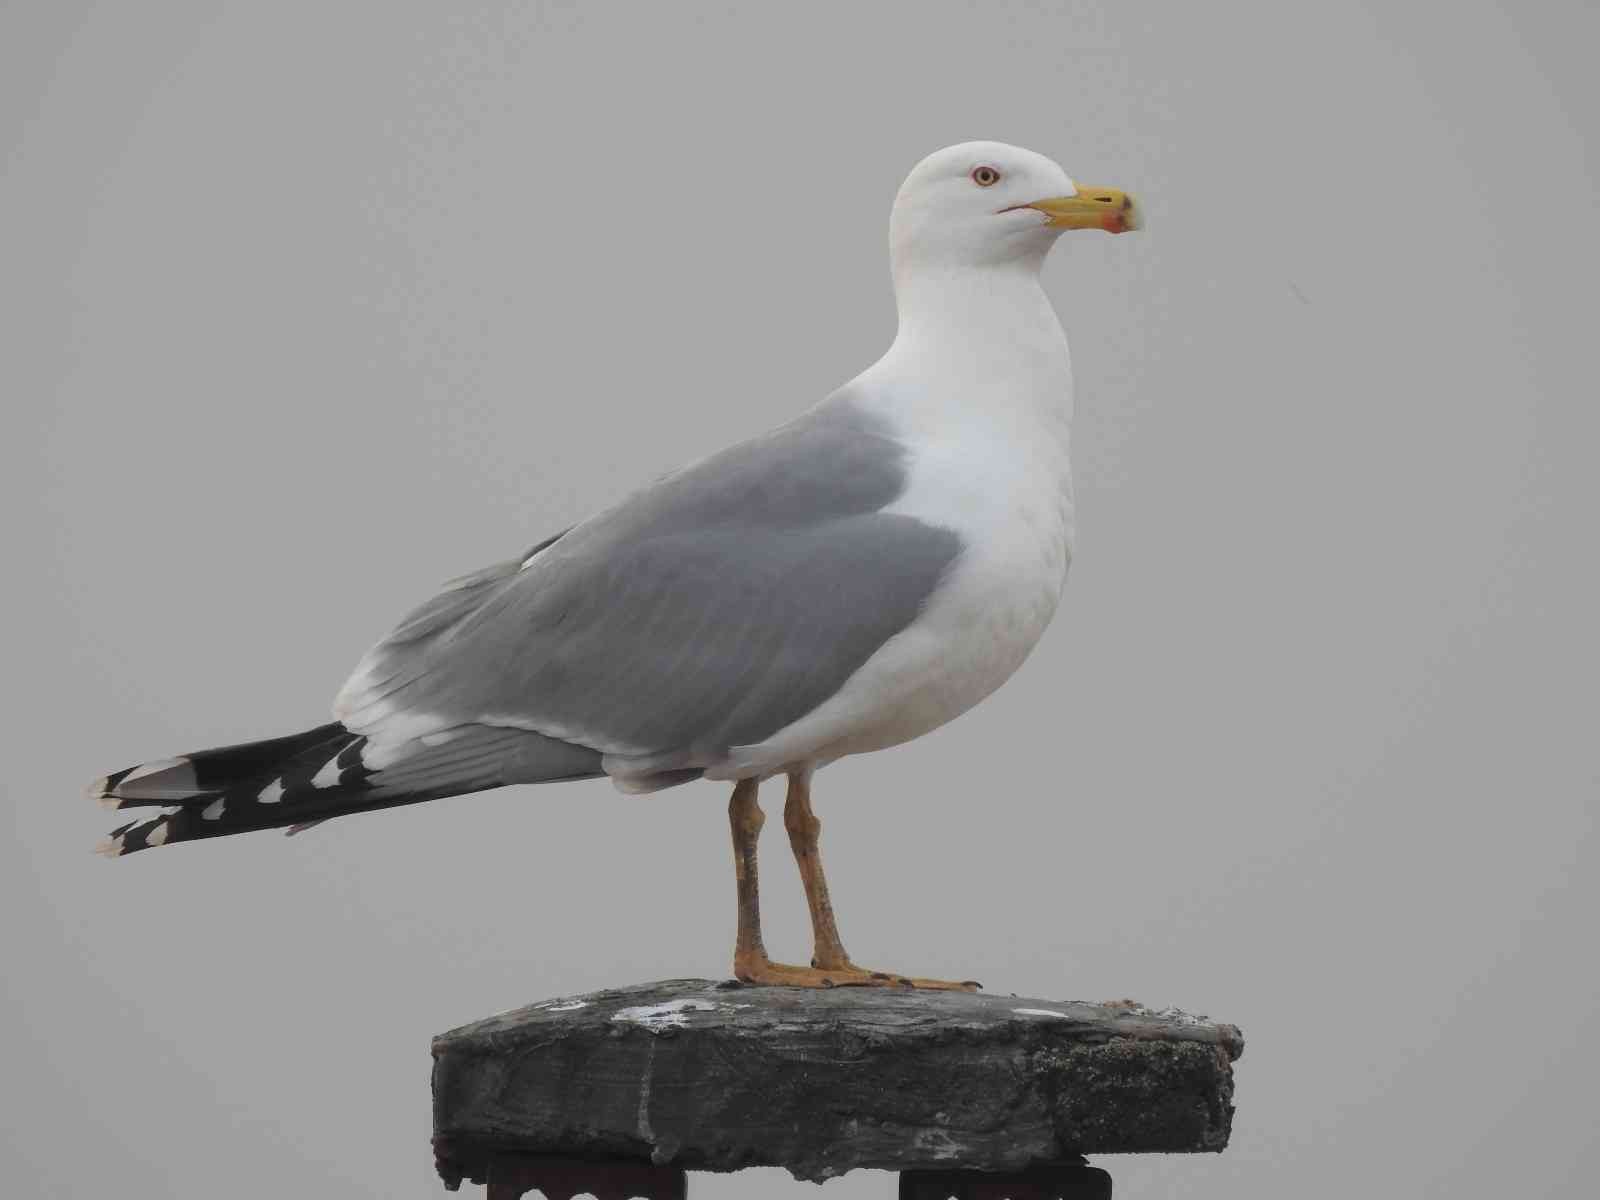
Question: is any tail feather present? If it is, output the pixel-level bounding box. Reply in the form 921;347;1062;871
90;721;607;857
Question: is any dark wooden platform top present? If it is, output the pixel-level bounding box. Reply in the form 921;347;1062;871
432;978;1243;1188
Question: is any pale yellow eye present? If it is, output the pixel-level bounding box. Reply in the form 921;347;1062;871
971;165;1001;187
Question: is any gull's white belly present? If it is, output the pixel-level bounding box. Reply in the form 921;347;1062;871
713;434;1072;780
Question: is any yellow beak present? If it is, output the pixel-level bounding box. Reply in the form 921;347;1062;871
1012;187;1143;233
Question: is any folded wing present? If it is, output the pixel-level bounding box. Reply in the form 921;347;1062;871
334;396;963;790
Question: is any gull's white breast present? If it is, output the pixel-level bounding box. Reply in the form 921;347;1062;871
712;355;1075;781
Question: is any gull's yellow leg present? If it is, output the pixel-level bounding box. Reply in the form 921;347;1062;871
727;776;966;988
782;767;850;970
728;779;830;985
780;768;980;992
729;778;773;979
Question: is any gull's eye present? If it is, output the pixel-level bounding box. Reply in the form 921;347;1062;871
970;165;1001;187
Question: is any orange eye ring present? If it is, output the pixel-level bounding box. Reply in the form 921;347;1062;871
971;165;1001;187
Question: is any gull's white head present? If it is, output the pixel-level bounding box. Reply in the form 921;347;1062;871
890;141;1141;275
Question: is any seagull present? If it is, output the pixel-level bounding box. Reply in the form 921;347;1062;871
89;141;1141;990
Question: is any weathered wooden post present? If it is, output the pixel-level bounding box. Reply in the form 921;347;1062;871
432;980;1242;1198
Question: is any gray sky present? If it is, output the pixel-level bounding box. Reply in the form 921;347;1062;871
4;2;1596;1197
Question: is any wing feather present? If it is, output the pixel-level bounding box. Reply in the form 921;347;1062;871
333;397;962;781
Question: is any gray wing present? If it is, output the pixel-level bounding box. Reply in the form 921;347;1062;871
334;396;962;784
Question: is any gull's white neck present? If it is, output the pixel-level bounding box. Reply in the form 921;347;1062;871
840;251;1078;556
867;256;1074;447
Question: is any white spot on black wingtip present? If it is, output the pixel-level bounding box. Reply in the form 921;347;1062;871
146;820;170;847
93;787;124;812
201;797;226;821
310;757;342;789
258;779;285;804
